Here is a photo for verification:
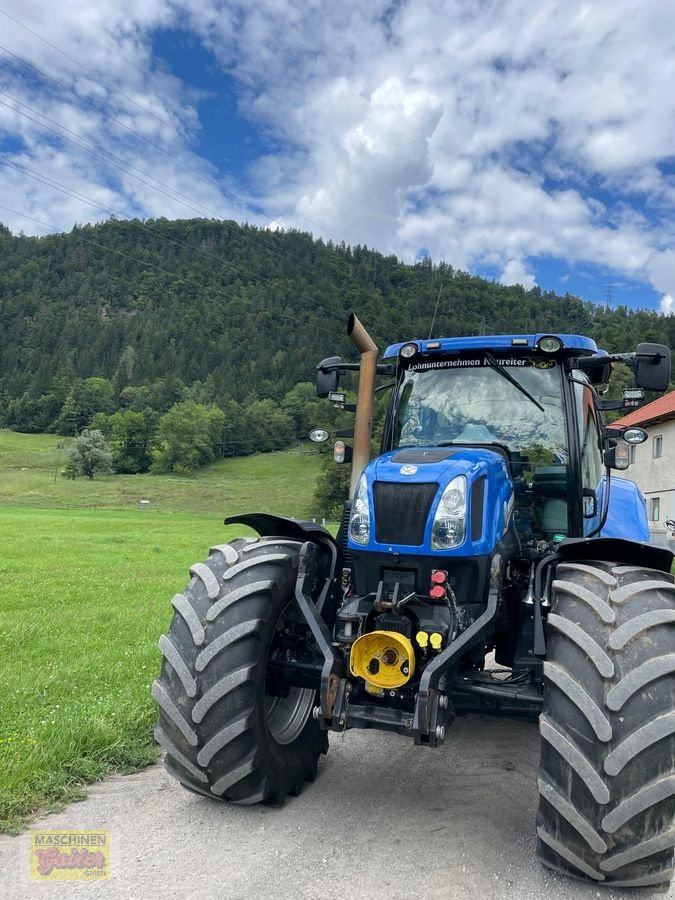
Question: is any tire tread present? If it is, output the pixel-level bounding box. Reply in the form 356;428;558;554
537;561;675;887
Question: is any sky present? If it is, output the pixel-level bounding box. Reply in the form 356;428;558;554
1;0;674;315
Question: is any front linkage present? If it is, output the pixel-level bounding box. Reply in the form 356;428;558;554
273;526;674;750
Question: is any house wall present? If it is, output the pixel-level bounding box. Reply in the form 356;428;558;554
624;418;675;549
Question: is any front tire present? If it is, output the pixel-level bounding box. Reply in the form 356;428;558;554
537;560;675;889
152;538;328;805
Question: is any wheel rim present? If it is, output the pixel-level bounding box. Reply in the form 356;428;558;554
265;687;315;745
264;602;317;745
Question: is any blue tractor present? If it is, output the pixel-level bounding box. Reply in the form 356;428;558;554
154;315;674;889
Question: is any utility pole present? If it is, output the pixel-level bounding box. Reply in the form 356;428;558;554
604;284;615;310
53;443;62;483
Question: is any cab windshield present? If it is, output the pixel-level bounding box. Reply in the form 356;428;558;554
393;356;568;464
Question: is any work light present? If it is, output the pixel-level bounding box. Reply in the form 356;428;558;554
399;343;418;359
538;336;562;353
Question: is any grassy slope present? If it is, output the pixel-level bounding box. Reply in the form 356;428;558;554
0;432;324;832
0;431;321;516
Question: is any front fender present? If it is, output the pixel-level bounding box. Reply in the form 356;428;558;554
225;512;336;546
555;536;673;574
225;513;343;622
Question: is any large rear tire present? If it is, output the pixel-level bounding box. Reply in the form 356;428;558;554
152;538;328;805
537;560;675;889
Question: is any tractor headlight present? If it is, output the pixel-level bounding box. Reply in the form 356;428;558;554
349;474;371;544
431;476;467;550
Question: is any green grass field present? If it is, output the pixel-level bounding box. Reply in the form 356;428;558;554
0;431;325;832
0;431;321;516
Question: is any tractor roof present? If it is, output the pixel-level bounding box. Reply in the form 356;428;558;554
383;333;600;359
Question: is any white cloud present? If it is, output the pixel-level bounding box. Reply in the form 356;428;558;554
0;0;244;234
660;294;673;316
179;0;675;303
295;76;443;248
647;248;675;284
1;0;675;311
500;259;537;290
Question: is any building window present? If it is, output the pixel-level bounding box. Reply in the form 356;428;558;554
653;435;663;458
629;444;637;464
651;497;661;522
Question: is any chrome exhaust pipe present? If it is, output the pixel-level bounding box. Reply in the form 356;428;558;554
347;313;378;499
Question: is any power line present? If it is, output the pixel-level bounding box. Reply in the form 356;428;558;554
0;156;345;325
0;92;222;219
0;90;354;297
0;202;337;335
0;41;247;210
0;27;383;322
428;283;444;339
0;28;339;243
0;6;177;133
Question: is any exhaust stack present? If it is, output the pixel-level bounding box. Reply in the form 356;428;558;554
347;313;378;499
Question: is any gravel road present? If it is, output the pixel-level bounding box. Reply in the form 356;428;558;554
1;717;672;900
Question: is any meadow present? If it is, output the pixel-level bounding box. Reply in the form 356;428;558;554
0;431;324;832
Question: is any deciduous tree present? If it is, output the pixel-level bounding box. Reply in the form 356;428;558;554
67;429;113;480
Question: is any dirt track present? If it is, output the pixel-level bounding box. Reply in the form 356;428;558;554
1;718;672;899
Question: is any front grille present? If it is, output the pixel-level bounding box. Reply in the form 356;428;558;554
373;482;438;546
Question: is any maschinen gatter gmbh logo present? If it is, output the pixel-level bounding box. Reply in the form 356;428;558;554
29;830;110;880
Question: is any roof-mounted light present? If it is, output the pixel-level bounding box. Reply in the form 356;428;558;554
400;343;418;359
538;336;563;353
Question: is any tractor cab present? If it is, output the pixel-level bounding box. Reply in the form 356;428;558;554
319;329;668;570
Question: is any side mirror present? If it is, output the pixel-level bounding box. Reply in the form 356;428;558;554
604;425;647;444
316;356;342;398
634;343;671;391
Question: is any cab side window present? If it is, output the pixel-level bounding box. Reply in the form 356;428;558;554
574;377;604;531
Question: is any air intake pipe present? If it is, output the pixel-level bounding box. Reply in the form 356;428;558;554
347;313;378;499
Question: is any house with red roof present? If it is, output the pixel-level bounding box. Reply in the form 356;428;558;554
614;390;675;548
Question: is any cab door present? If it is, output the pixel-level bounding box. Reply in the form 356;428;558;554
573;375;604;535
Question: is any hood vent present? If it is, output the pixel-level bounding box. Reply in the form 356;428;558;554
391;449;457;464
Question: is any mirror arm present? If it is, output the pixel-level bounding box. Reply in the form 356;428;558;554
318;361;394;375
577;352;634;370
578;348;667;371
318;361;360;374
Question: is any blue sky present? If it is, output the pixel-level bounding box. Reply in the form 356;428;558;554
1;1;674;315
152;29;262;177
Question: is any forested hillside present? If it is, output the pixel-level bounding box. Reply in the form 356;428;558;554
1;216;672;457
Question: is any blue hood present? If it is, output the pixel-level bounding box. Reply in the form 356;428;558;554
348;446;514;557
